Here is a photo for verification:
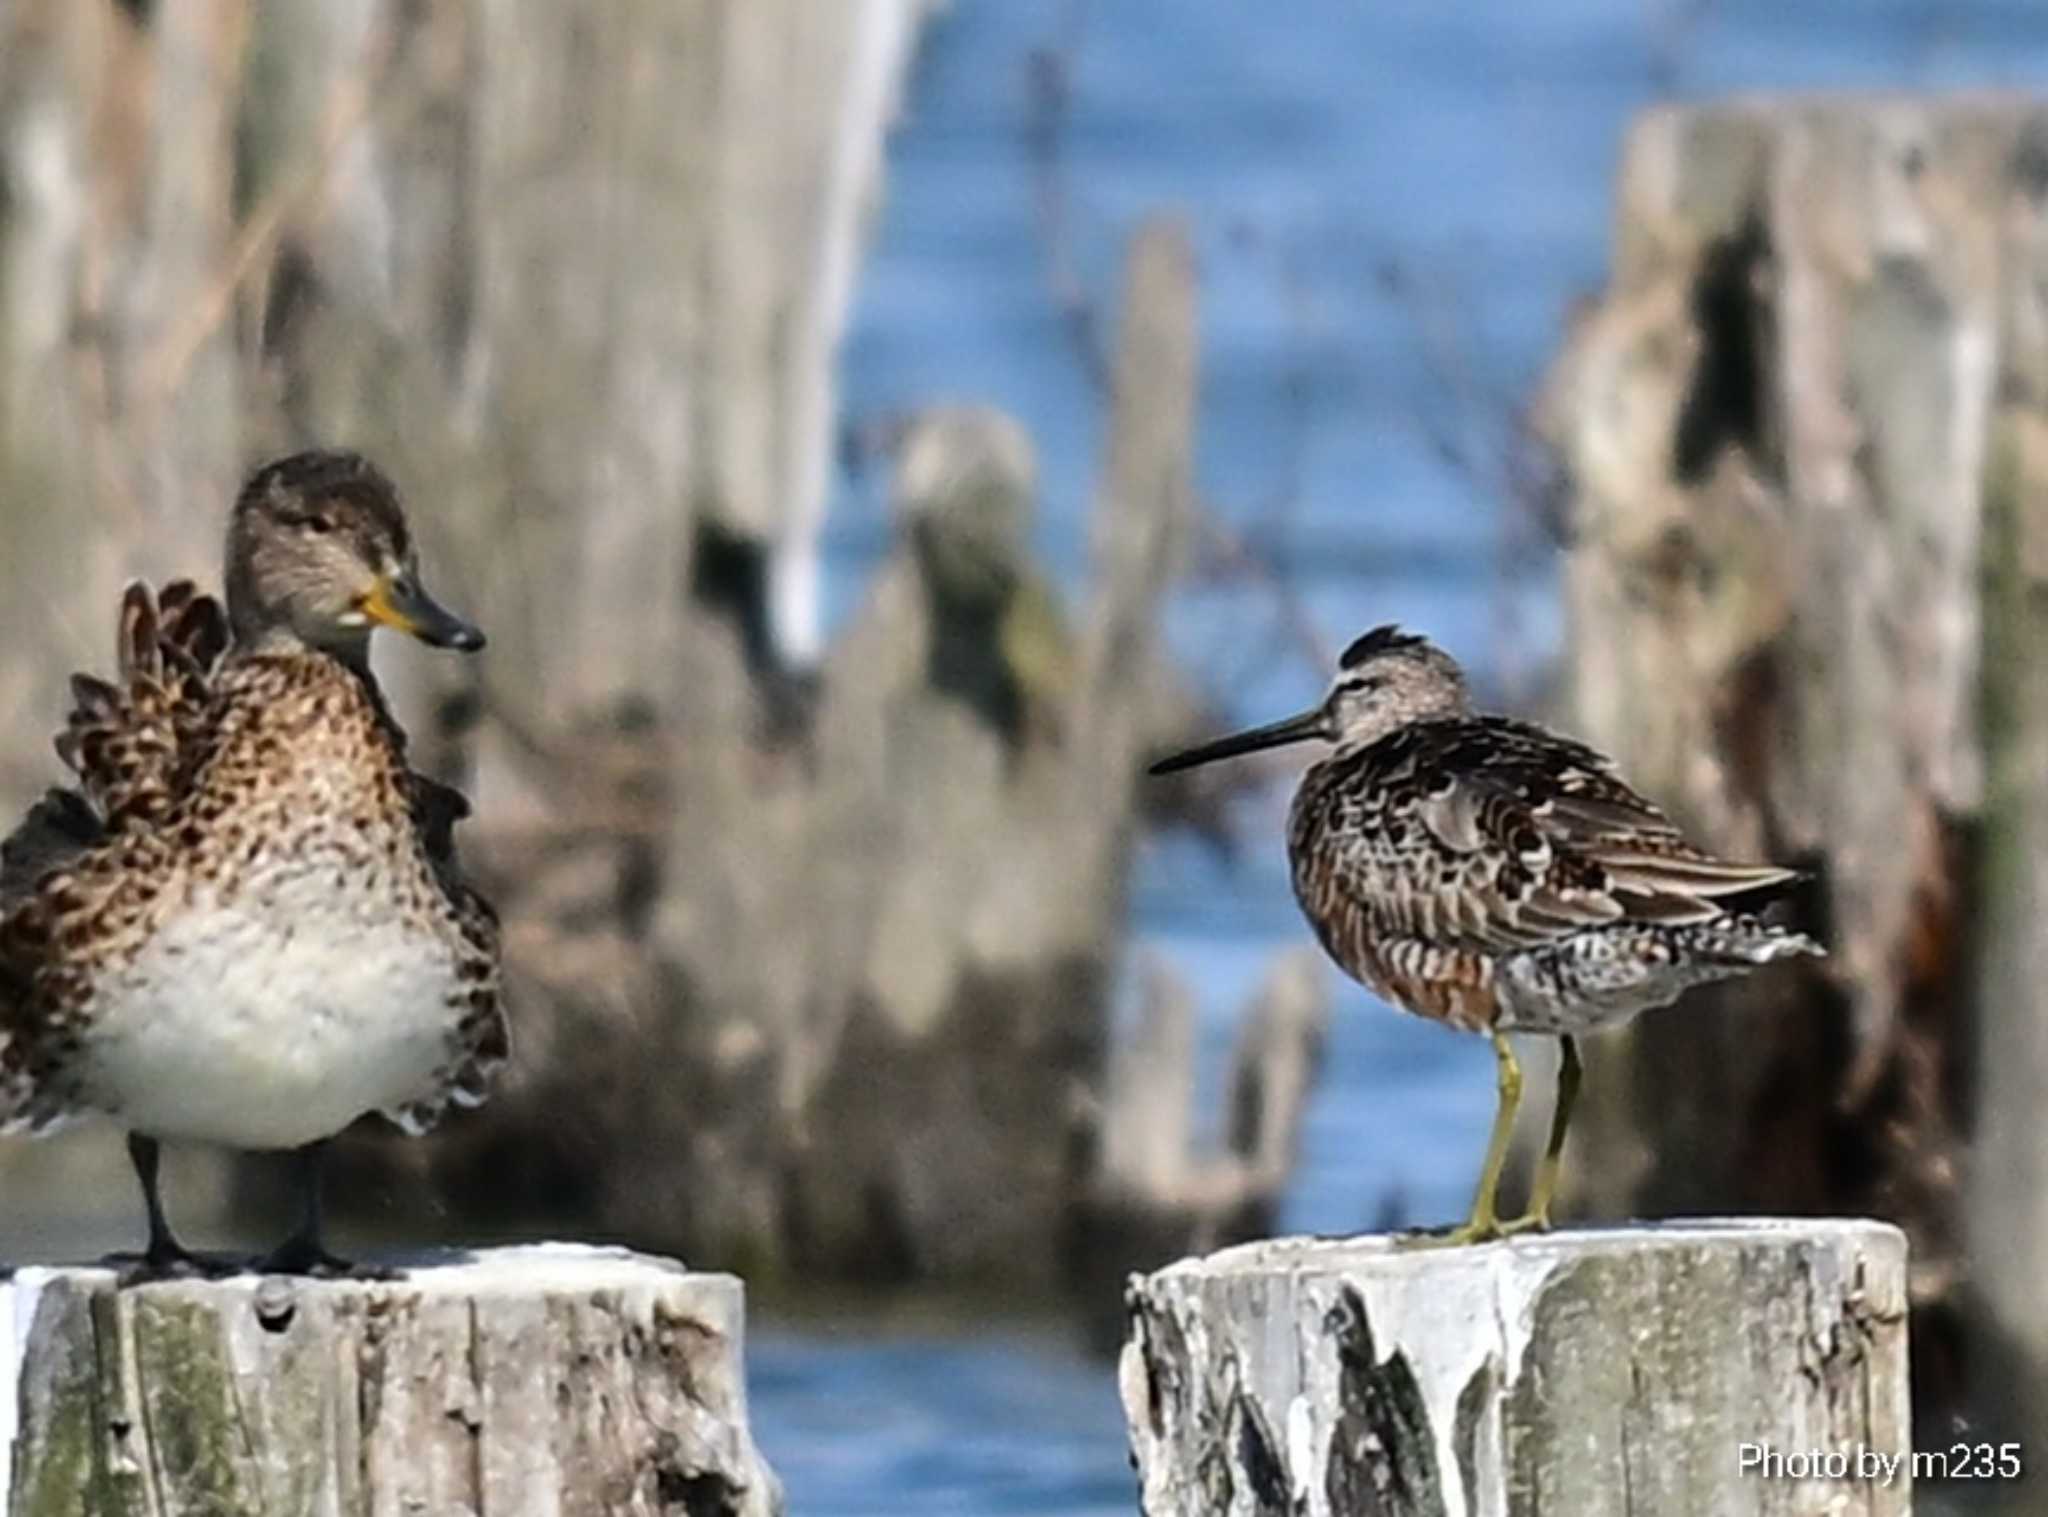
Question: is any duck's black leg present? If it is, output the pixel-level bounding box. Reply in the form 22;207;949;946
254;1140;397;1280
104;1133;240;1283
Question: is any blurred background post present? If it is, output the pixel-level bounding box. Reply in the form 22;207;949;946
7;2;2048;1514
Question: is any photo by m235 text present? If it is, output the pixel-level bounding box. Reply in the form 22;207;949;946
1737;1441;2023;1485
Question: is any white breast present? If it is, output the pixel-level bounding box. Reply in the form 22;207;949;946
79;863;460;1150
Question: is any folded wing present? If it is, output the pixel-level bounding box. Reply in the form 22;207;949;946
1321;716;1798;956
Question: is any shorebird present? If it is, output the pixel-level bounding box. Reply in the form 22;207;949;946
0;450;505;1278
1149;625;1819;1246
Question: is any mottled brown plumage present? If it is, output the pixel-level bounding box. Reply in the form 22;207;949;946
0;450;502;1278
1150;624;1820;1244
1286;712;1807;1034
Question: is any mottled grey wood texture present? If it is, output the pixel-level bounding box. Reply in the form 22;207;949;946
1532;98;2048;1410
0;1245;780;1517
0;1;1281;1296
1071;949;1328;1351
1121;1220;1909;1517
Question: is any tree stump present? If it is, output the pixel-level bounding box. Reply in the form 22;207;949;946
1534;96;2048;1424
1071;949;1329;1353
0;1244;781;1516
1120;1220;1909;1517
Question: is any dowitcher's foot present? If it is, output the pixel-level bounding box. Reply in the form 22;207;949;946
1394;1217;1506;1250
1394;1032;1525;1252
1498;1207;1555;1239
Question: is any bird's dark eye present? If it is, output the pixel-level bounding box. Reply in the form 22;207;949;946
304;513;334;534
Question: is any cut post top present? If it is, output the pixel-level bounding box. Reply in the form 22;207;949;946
0;1243;782;1517
1122;1218;1911;1517
1144;1215;1907;1283
2;1240;734;1296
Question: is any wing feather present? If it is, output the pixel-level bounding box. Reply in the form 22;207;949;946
1297;716;1798;959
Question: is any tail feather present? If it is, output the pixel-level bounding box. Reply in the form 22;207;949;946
67;674;121;723
1593;841;1804;936
0;784;107;1136
0;787;103;908
1696;915;1824;965
116;581;162;686
161;583;229;670
2;580;237;1140
1500;910;1821;1034
1597;851;1800;897
56;579;230;833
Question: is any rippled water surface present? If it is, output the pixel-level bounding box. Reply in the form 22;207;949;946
760;2;2048;1512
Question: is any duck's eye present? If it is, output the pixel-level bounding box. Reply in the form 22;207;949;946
303;513;335;535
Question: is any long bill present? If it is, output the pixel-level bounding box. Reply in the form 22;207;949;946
1147;708;1327;775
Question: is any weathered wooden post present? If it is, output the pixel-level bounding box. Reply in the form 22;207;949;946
1121;1220;1909;1517
1535;89;2048;1445
0;1245;782;1515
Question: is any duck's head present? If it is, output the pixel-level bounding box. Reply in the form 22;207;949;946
225;450;483;661
1148;625;1469;775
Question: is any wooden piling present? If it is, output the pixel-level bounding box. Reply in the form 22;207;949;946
1120;1219;1909;1517
1534;97;2048;1419
0;1244;781;1515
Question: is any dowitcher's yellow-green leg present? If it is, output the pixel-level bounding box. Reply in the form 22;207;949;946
1502;1034;1580;1237
1402;1029;1522;1249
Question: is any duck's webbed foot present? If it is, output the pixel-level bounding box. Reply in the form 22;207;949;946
251;1232;399;1281
252;1140;400;1281
103;1238;246;1286
109;1132;245;1284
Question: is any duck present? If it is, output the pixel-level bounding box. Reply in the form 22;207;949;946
0;449;505;1278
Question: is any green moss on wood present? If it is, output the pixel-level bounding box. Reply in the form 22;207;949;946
128;1295;261;1516
13;1291;98;1517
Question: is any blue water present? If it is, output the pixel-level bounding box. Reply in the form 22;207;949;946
766;2;2048;1512
752;1329;1133;1517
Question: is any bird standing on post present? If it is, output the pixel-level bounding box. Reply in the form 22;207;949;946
1149;625;1820;1245
0;450;504;1278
